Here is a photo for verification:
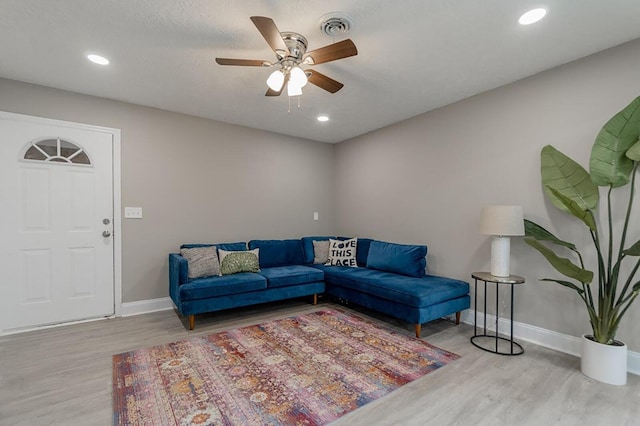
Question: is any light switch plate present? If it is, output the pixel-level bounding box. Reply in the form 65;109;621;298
313;212;319;221
124;207;143;219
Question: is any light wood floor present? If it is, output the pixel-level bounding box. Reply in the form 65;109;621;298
0;299;638;426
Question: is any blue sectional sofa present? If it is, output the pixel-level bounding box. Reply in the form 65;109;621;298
169;237;470;338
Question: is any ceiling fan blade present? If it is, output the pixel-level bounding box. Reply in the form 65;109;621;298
307;70;344;93
215;58;267;66
304;39;357;65
250;16;290;57
265;73;289;96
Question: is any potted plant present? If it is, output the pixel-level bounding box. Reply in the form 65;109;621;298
524;96;640;385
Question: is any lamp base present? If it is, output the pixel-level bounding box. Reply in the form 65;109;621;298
491;236;511;277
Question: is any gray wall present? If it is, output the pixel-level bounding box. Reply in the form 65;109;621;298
334;39;640;351
0;78;335;302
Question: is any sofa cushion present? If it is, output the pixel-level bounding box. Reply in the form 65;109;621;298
180;242;247;250
301;236;336;264
321;267;468;308
249;239;306;268
366;241;427;277
180;242;247;253
258;265;324;288
219;249;260;275
179;273;267;300
217;242;247;252
339;237;373;266
326;238;358;267
180;246;221;279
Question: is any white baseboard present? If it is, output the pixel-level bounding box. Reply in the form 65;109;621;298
121;297;175;317
458;310;640;376
0;315;111;336
0;297;174;336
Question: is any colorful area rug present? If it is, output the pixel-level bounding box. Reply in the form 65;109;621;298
113;309;459;425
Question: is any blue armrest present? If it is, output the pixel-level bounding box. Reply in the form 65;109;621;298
169;253;188;305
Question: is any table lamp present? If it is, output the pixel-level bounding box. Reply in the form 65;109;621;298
480;205;524;277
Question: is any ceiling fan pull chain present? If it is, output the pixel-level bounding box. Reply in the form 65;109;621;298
288;96;291;113
298;95;301;109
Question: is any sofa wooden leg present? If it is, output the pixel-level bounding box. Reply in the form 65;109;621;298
455;311;461;325
188;315;195;330
415;324;421;339
313;294;318;305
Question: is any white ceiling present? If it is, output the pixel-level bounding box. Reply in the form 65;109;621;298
2;1;640;143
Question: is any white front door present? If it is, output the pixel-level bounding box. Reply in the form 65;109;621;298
0;113;116;331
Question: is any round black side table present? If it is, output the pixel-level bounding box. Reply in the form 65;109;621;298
470;271;525;356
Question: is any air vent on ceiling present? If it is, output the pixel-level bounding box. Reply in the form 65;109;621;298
319;12;353;37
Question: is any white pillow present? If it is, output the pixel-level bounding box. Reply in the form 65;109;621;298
325;238;358;267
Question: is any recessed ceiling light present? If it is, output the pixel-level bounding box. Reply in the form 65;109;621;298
519;8;547;25
317;115;329;122
87;54;109;65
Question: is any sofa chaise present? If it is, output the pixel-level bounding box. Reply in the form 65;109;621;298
169;237;470;337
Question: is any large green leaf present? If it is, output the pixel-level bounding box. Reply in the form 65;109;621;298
546;187;597;231
540;278;584;294
590;96;640;187
626;138;640;161
524;237;594;284
623;240;640;256
524;219;576;250
541;145;599;213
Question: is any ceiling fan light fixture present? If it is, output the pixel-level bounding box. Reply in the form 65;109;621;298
266;69;285;91
287;80;303;97
289;66;308;88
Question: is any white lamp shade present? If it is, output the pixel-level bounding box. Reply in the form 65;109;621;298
287;80;303;97
266;70;285;91
480;205;524;236
289;66;308;88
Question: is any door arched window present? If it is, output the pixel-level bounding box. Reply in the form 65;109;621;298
22;137;92;166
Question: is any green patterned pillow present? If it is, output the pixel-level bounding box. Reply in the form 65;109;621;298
218;249;260;275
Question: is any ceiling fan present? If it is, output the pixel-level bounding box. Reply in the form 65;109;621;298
215;16;358;97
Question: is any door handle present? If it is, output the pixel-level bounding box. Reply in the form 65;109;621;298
102;230;112;238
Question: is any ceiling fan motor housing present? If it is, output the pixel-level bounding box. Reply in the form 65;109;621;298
280;32;308;61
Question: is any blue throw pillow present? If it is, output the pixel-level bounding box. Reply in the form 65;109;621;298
366;241;427;277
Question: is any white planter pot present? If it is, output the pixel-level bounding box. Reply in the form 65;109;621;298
581;334;627;385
